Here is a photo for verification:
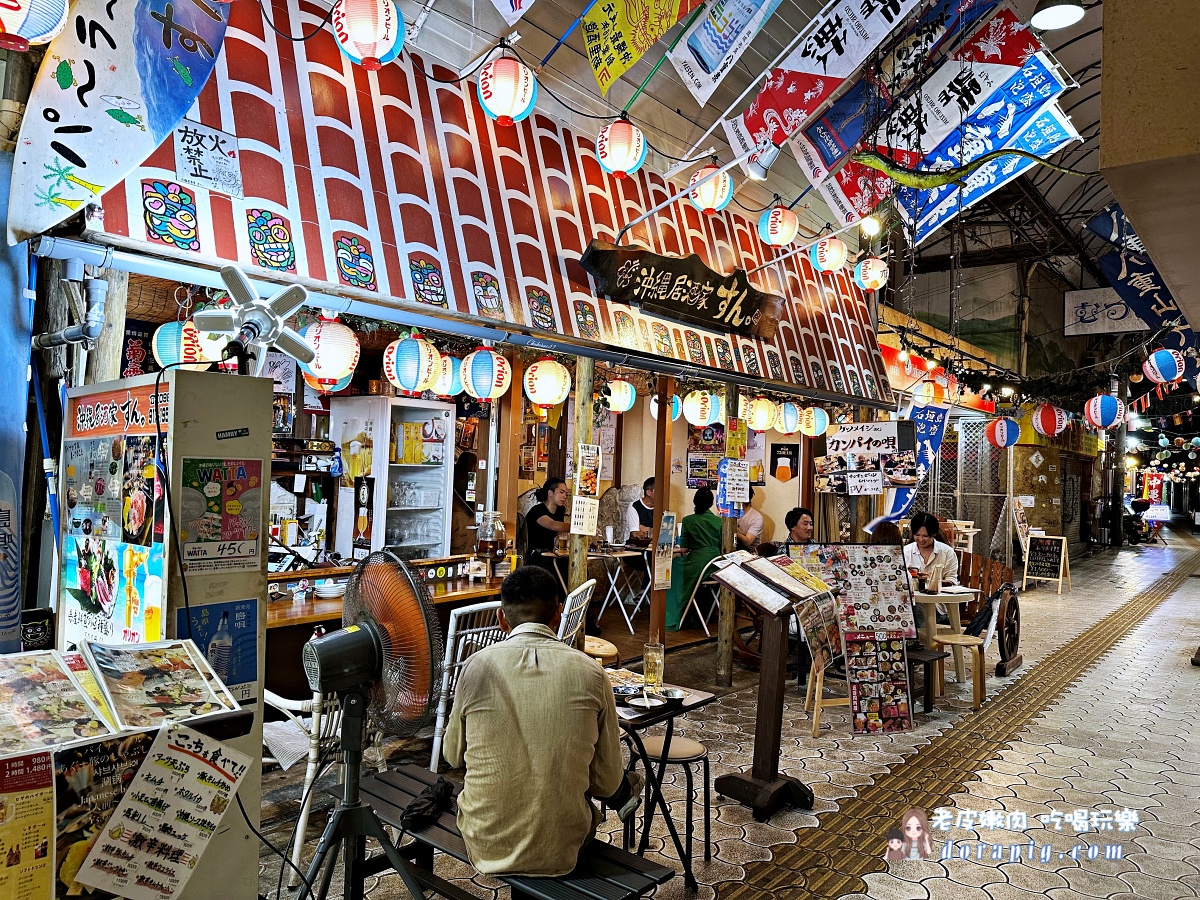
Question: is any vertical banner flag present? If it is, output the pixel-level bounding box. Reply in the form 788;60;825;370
1142;472;1164;503
794;4;1028;185
899;103;1080;245
824;47;1069;224
668;0;786;107
1084;203;1145;252
867;401;949;531
490;0;536;26
583;0;705;95
1097;250;1200;386
722;0;924;161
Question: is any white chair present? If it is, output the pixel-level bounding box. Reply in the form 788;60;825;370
679;556;726;637
263;689;343;888
557;578;596;647
430;600;505;770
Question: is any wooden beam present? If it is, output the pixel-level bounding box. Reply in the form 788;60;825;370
715;382;740;688
496;353;525;542
648;374;673;644
568;356;595;593
85;268;129;384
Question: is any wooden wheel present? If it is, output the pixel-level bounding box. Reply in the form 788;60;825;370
995;590;1023;676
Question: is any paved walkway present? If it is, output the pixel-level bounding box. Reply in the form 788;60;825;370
257;535;1200;899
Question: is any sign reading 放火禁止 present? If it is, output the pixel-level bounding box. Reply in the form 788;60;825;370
579;240;783;340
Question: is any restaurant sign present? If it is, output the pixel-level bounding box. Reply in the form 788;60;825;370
579;240;784;340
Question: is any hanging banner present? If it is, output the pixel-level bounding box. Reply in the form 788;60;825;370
583;0;705;95
867;402;949;530
722;0;924;160
1084;203;1145;252
489;0;536;26
1142;472;1164;504
667;0;786;107
1097;250;1200;386
901;102;1080;245
1064;286;1151;336
792;0;999;184
822;48;1069;224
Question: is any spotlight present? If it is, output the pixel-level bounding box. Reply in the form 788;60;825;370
1030;0;1084;30
859;216;881;237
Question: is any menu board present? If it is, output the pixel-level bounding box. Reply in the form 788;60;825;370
0;652;114;757
1022;534;1069;594
62;439;124;541
712;563;792;616
844;632;913;735
0;752;54;900
792;592;842;669
790;544;916;638
817;423;917;495
744;556;819;601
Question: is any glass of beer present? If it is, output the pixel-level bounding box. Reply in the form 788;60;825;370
643;643;664;693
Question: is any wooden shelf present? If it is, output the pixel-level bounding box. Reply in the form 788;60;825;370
267;576;504;629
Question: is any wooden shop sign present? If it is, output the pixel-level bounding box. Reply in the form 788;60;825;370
579;239;783;340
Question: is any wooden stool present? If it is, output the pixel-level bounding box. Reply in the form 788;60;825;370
584;636;620;667
906;648;950;713
804;666;849;737
932;634;986;709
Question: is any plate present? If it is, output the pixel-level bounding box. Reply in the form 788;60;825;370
625;695;667;710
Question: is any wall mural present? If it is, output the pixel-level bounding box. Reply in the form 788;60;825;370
141;179;200;252
92;0;890;403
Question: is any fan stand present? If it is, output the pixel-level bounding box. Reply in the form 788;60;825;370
299;689;427;900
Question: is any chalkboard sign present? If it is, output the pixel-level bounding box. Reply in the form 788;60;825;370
1022;535;1071;594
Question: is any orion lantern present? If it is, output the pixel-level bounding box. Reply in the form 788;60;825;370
152;320;211;371
809;236;848;272
688;164;733;215
1143;348;1185;384
650;394;682;421
798;406;829;437
300;314;360;388
331;0;405;71
433;354;463;397
853;257;889;291
985;417;1021;448
682;390;713;427
384;334;440;393
461;347;512;400
743;396;777;432
606;379;637;413
523;357;571;411
774;402;802;435
758;205;799;247
477;56;537;126
1084;394;1125;429
596;119;647;179
1032;403;1068;438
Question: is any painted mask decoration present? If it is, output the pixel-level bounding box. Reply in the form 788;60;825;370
828;367;846;394
864;372;880;399
573;300;601;340
766;349;783;381
652;322;672;357
470;272;504;319
409;256;448;308
847;370;863;397
703;337;716;368
334;234;377;291
804;358;824;388
685;331;705;365
142;180;199;251
246;208;296;272
525;286;557;331
714;338;734;370
672;329;686;359
742;345;761;377
614;311;638;347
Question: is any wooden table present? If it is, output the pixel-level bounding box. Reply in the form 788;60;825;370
266;577;505;629
914;589;979;683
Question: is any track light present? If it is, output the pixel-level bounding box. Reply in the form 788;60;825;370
859;216;881;237
1030;0;1084;30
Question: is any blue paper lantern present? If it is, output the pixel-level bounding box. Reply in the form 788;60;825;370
774;402;802;435
650;394;681;421
461;347;512;400
384;335;440;393
985;417;1021;448
1143;348;1185;384
798;406;828;437
433;355;463;396
1084;394;1125;430
1160;437;1170;447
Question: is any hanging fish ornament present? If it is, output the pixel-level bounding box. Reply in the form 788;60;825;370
849;148;1095;190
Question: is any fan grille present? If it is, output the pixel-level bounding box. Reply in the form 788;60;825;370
342;551;444;736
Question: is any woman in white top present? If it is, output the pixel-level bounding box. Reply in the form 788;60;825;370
903;512;958;632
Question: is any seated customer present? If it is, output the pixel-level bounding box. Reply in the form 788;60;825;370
782;507;815;550
736;486;764;550
903;512;959;632
443;566;641;876
625;477;656;542
678;487;723;626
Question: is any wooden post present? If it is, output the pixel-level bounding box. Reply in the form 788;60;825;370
853;406;873;541
715;382;740;688
496;353;525;542
85;269;129;384
568;356;595;592
648;375;673;644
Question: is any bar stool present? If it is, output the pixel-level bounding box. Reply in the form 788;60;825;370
584;636;620;667
636;735;711;866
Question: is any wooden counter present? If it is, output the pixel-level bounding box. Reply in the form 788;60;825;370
266;577;505;629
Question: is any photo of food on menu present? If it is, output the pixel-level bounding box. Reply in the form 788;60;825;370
844;633;913;735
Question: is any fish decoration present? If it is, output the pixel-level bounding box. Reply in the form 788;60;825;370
850;148;1094;190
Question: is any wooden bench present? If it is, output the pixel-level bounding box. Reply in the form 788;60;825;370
358;764;674;900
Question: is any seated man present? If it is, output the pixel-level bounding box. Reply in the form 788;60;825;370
736;486;765;550
443;566;642;876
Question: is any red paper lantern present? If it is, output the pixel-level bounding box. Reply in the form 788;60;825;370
1032;404;1068;438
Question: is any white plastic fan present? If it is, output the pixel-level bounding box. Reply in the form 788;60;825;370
192;266;315;376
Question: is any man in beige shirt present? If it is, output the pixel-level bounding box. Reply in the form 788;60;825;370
443;566;641;876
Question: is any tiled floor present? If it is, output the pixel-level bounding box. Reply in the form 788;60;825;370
258;534;1200;898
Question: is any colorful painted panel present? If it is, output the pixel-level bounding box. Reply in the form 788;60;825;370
141;179;200;252
333;232;378;292
246;208;296;272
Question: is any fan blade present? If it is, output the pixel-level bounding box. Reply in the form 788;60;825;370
192;310;238;334
268;284;309;319
273;327;316;365
219;265;259;308
250;341;272;376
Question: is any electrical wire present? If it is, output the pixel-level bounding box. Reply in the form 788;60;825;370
238;792;316;894
256;0;337;41
409;52;492;84
277;748;338;899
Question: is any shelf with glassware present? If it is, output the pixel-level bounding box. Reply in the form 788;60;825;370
329;394;455;561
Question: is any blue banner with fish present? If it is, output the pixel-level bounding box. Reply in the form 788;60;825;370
1085;203;1145;253
7;0;230;243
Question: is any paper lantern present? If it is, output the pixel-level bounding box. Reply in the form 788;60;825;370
303;370;352;395
688;164;732;215
299;315;360;388
707;392;725;425
774;402;802;435
1192;437;1200;448
152;321;211;371
0;0;68;50
523;357;571;409
798;406;828;437
853;257;889;291
1032;403;1068;438
384;334;440;392
477;57;537;126
985;417;1021;448
461;347;511;400
1176;437;1187;448
1143;348;1185;384
758;206;799;247
605;379;637;413
745;396;777;432
433;354;463;397
682;390;713;427
1084;394;1125;429
650;394;681;421
809;236;848;272
596;119;647;179
331;0;404;70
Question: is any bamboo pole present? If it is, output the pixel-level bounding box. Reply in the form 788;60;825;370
569;356;595;593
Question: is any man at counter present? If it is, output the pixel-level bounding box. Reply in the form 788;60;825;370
444;566;642;876
783;507;814;550
625;477;655;542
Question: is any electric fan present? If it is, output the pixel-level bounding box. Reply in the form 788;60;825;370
192;266;315;376
299;551;444;900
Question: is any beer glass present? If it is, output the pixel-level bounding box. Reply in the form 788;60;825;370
643;643;664;693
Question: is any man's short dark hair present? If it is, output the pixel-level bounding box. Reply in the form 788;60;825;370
643;477;655;494
500;566;561;627
786;507;813;530
910;512;940;538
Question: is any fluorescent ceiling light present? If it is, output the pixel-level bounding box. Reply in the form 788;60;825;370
1031;0;1085;30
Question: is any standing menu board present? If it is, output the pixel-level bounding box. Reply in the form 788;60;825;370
788;544;916;638
1022;534;1071;594
844;632;913;735
792;592;842;669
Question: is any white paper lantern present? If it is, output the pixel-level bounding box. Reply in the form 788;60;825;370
798;406;829;437
461;347;512;400
606;379;636;413
152;320;211;371
300;316;360;388
853;257;889;290
809;236;848;272
596;119;647;179
331;0;405;70
477;57;537;126
524;357;571;409
650;394;681;421
683;390;712;426
758;206;799;247
688;164;733;215
745;396;777;432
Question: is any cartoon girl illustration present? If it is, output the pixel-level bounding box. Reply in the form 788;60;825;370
884;827;905;862
900;808;933;860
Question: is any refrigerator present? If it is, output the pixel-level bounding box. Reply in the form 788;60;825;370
330;395;455;560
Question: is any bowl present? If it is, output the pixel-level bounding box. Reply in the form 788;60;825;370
659;688;688;700
613;685;640;698
625;694;667;710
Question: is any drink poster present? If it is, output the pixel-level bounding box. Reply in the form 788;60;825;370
53;732;155;899
178;459;263;574
789;544;916;638
176;599;259;702
120;319;159;379
771;443;799;482
844;632;913;735
725;418;747;459
74;726;250;900
62;439;124;541
654;512;676;590
686;423;725;488
0;752;54;900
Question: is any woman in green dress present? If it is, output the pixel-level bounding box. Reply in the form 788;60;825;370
675;487;723;629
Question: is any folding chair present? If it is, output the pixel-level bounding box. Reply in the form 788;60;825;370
430;600;505;770
558;578;597;647
679;556;725;637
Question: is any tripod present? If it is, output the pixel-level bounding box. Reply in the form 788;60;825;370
298;689;426;900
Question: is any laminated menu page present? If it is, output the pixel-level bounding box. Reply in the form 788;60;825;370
74;725;250;900
84;641;231;731
0;652;114;758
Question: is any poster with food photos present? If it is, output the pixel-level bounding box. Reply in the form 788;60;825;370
792;592;842;669
844;632;913;735
789;544;916;638
62;439;124;541
178;458;263;573
84;641;231;731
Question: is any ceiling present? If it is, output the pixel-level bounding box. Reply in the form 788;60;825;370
396;0;1111;276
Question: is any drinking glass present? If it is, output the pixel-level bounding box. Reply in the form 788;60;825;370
643;643;664;693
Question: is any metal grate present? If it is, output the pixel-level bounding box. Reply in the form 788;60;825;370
955;418;1010;564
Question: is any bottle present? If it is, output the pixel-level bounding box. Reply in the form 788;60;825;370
330;446;344;478
207;612;233;682
686;0;770;74
505;540;518;577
